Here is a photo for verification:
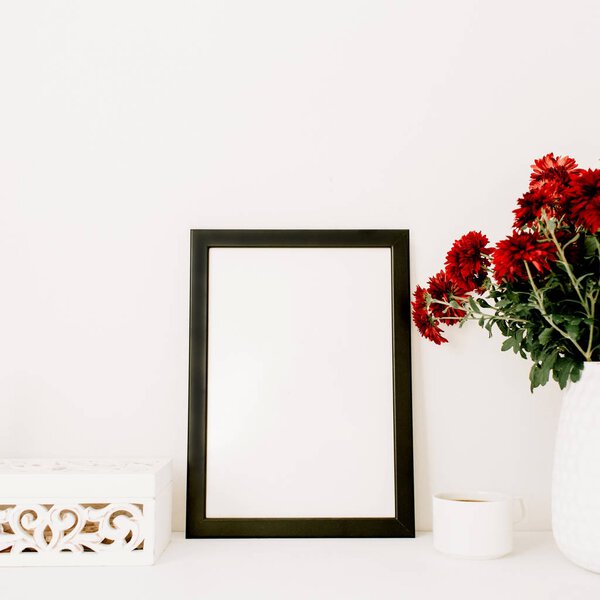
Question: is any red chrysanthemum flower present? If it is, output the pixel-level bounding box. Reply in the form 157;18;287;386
513;189;557;229
493;232;556;282
530;153;580;195
427;270;467;324
568;169;600;233
444;231;491;291
411;286;447;345
412;285;428;310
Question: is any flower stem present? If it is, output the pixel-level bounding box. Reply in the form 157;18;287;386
546;221;589;312
524;262;591;360
587;288;599;358
428;298;528;324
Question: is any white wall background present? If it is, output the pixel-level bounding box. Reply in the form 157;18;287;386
1;0;599;531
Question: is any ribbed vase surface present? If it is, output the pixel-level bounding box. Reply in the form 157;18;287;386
552;362;600;572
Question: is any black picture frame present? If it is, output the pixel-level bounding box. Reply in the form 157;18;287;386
186;229;414;538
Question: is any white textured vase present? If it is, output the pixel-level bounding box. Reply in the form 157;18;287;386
552;362;600;572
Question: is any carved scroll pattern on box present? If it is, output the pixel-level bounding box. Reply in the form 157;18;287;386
0;503;144;554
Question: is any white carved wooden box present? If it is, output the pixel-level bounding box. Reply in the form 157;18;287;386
0;458;172;566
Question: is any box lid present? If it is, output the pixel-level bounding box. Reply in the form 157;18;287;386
0;458;172;498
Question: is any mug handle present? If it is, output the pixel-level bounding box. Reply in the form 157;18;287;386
513;497;526;524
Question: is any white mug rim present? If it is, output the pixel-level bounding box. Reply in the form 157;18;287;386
433;491;513;503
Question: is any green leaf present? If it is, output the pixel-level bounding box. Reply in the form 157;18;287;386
565;320;581;341
537;350;557;388
538;328;554;346
553;357;575;390
571;363;583;384
528;364;545;389
584;234;597;258
468;297;479;313
529;363;542;392
545;350;559;370
576;272;594;285
497;321;509;336
501;337;514;352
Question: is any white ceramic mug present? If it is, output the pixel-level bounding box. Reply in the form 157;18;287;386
432;491;526;559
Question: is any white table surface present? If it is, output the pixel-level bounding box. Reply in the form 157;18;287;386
1;532;600;599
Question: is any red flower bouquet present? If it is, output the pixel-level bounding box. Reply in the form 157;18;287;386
413;154;600;390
